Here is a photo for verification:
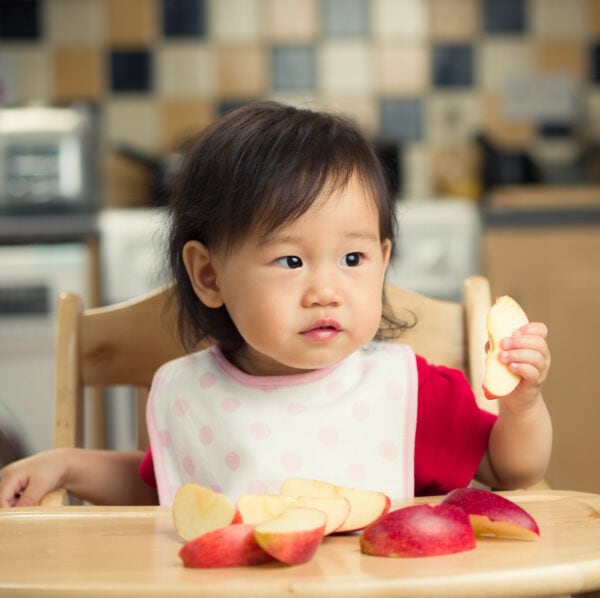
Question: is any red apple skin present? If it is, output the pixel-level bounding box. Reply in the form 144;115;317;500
442;487;540;538
359;504;476;558
179;524;274;568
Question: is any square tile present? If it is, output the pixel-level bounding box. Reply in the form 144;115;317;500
161;99;214;150
588;0;600;36
106;0;157;45
401;144;432;199
432;44;474;88
531;0;584;38
585;91;600;137
427;92;481;145
162;0;206;37
272;46;316;91
0;46;49;102
319;40;373;94
317;96;378;136
590;43;600;83
372;0;428;39
379;98;424;142
157;43;216;97
265;0;319;42
323;0;368;36
481;93;536;147
534;40;585;82
217;45;267;98
483;0;525;34
104;98;161;151
479;39;533;91
210;0;262;41
429;0;480;41
110;50;154;93
375;42;429;95
46;0;103;44
0;0;41;39
52;47;104;101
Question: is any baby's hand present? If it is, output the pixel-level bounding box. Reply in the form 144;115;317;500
498;321;550;407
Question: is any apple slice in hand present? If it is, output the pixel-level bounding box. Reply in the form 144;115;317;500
179;523;274;568
280;477;391;532
442;487;540;539
483;295;529;399
254;507;327;565
360;503;476;557
237;493;351;535
172;482;237;541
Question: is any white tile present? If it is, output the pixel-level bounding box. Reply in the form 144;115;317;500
479;39;533;91
530;0;585;38
156;43;216;98
46;0;104;44
209;0;263;42
402;144;433;199
104;99;161;152
371;0;428;39
319;40;374;94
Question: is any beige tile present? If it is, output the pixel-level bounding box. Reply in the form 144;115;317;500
157;43;216;98
588;0;600;35
481;93;536;148
534;40;586;81
106;0;157;45
46;0;104;44
402;144;433;199
479;39;533;91
372;0;429;39
210;0;262;42
316;97;379;137
161;99;215;151
319;40;374;94
429;0;480;41
105;98;161;152
375;42;429;95
52;47;104;101
217;45;267;98
427;92;481;146
531;0;585;38
265;0;319;42
0;46;50;102
585;91;600;138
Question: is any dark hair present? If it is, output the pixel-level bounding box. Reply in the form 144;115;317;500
167;101;408;351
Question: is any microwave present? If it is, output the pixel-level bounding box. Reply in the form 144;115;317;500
0;104;100;214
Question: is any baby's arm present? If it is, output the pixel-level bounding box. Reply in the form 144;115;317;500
0;448;157;507
475;321;553;489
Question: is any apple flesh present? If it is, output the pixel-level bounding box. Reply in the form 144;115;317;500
280;477;391;532
179;523;274;568
442;487;540;539
254;507;327;565
360;503;476;557
172;482;237;541
483;295;529;399
237;493;351;535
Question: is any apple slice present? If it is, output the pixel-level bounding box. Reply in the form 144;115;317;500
253;507;327;565
172;482;237;541
483;295;529;399
442;487;540;539
237;493;350;535
360;503;476;557
280;477;391;532
179;523;274;568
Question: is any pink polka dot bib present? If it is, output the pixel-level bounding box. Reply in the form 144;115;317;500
146;343;418;505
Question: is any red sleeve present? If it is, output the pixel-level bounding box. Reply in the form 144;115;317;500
414;355;497;496
138;447;157;489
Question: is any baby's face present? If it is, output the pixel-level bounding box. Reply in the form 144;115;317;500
212;173;392;376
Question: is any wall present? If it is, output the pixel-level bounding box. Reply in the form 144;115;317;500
1;0;600;201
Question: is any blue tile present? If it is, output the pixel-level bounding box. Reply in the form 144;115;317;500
0;0;41;39
484;0;526;33
379;98;423;143
272;46;316;91
323;0;368;36
162;0;206;37
110;50;153;92
432;44;474;88
218;101;250;117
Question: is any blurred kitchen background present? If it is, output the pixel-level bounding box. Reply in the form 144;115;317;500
0;0;599;494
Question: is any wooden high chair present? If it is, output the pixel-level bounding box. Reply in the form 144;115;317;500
42;276;496;505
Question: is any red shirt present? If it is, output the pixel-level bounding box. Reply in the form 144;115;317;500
138;355;496;497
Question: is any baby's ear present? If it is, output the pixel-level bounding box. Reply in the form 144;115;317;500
182;241;224;308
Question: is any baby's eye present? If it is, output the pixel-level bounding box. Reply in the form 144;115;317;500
275;255;303;269
341;252;362;267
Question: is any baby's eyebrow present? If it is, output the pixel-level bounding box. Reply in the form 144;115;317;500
258;229;380;247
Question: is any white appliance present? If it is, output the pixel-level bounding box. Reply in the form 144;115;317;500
0;243;92;456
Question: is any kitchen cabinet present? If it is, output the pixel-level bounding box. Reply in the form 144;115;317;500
483;186;600;494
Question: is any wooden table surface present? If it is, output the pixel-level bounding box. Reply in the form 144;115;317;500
1;489;600;597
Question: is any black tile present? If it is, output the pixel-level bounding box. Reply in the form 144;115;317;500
591;43;600;84
538;122;575;138
0;0;41;39
162;0;206;37
484;0;526;34
432;44;474;88
110;50;153;92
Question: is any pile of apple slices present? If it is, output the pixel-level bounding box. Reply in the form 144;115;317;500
174;477;391;568
360;487;540;558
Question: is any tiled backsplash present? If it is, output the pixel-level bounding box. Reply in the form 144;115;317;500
1;0;600;200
